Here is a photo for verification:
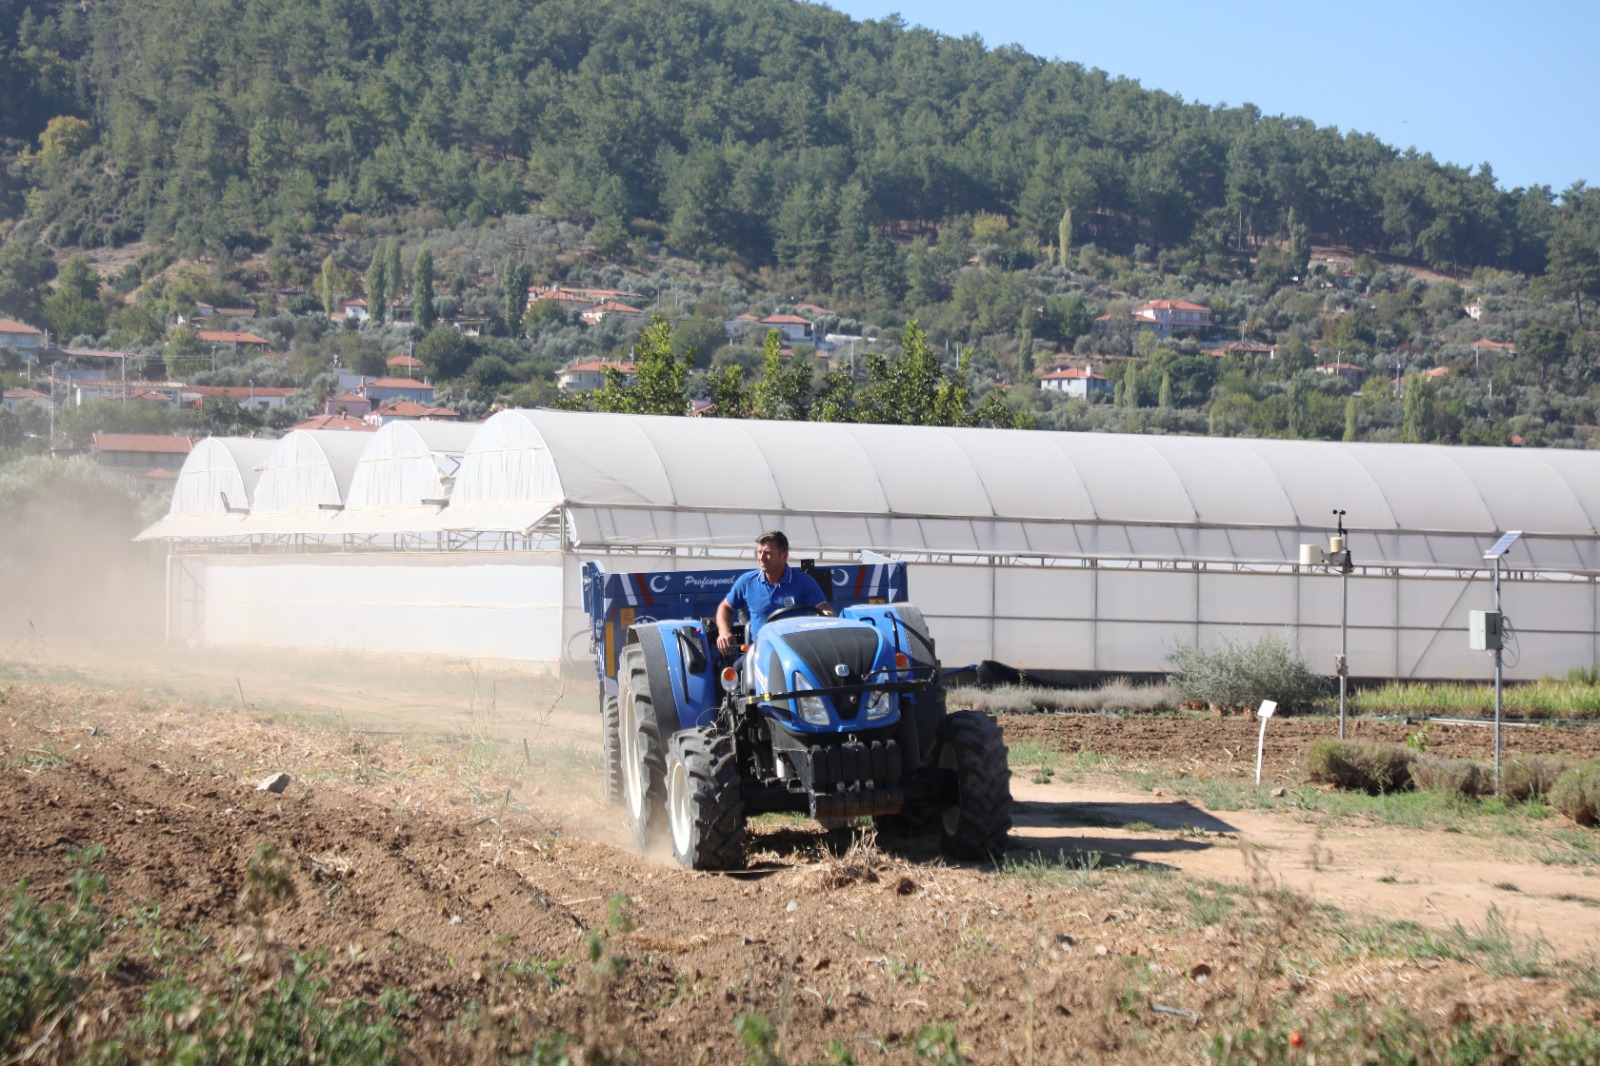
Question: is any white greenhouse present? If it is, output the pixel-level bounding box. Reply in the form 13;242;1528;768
139;410;1600;680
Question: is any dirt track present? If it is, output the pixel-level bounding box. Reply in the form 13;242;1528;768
3;647;1600;1061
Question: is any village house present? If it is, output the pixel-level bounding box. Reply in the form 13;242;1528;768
1;387;51;411
1131;300;1212;339
759;313;815;345
324;391;374;417
557;360;635;392
579;301;645;325
289;412;376;433
180;385;298;412
1315;362;1367;386
1038;366;1114;402
364;399;462;426
197;329;274;354
361;377;436;405
90;432;193;475
0;317;46;352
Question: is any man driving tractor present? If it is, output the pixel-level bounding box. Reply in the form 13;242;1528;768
715;530;834;655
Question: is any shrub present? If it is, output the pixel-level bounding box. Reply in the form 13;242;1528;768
1409;755;1487;798
1550;759;1600;827
1501;755;1573;803
1166;633;1327;713
1306;738;1415;794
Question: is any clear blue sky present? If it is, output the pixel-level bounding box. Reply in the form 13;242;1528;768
824;1;1594;195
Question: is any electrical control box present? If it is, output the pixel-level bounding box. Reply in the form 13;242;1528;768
1469;610;1504;651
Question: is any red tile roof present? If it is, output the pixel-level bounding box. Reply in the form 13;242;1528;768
761;314;812;325
1134;300;1210;312
0;318;43;335
362;377;431;389
93;433;194;453
184;385;299;399
5;387;49;399
369;399;459;419
289;412;377;432
562;360;635;373
197;330;271;345
1470;339;1516;350
1039;368;1108;380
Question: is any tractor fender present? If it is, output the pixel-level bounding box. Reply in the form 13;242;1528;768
629;621;720;741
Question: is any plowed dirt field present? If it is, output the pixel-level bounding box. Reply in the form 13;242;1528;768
3;645;1599;1063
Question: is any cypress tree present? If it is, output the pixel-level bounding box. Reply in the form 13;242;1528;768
413;246;435;331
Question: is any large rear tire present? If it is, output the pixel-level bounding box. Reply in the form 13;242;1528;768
665;728;746;870
935;711;1012;861
619;644;666;850
601;690;624;807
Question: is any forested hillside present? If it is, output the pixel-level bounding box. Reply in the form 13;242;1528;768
0;0;1577;279
4;0;1600;459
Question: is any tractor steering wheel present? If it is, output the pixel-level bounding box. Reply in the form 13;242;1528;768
765;604;822;624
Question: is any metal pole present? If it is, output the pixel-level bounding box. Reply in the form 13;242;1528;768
1493;556;1504;794
1339;564;1349;740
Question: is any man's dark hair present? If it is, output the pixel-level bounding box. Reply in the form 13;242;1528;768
756;530;789;552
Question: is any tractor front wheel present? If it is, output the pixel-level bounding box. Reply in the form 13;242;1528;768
665;728;746;870
619;644;666;850
935;711;1012;861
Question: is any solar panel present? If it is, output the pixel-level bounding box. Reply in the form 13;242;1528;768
1483;530;1523;560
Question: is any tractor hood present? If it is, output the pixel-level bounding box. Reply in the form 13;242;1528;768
751;617;901;730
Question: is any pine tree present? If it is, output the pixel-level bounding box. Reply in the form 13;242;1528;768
1344;396;1359;442
1123;364;1141;408
412;246;435;331
1158;372;1173;409
1057;204;1072;268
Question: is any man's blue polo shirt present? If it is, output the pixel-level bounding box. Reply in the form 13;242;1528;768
724;566;828;640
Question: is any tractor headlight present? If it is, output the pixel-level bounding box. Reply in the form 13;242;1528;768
864;688;895;720
791;673;830;725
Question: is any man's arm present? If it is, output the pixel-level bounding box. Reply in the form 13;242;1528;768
716;599;738;655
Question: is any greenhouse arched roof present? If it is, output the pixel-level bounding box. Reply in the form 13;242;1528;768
139;412;1600;571
451;410;1600;571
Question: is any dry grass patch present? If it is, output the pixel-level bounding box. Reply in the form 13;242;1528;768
1503;754;1575;803
1305;737;1415;794
1551;759;1600;827
1409;754;1488;798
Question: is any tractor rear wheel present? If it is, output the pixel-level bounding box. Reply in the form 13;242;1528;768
665;728;745;870
601;691;624;806
935;711;1012;861
619;644;666;849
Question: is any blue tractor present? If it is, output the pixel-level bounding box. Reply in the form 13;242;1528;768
582;560;1011;870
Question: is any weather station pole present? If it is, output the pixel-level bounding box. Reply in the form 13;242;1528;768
1331;510;1354;740
1476;531;1521;795
1299;510;1354;740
